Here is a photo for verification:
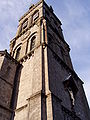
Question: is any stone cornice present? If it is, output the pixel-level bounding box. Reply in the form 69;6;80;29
0;50;19;64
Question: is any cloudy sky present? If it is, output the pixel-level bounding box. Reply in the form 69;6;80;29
0;0;90;106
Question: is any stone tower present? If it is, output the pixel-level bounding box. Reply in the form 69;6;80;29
0;0;90;120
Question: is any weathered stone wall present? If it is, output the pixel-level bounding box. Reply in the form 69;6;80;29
0;56;17;84
0;53;18;120
47;47;71;110
74;80;90;120
47;25;73;70
52;94;64;120
14;46;42;119
15;93;42;120
0;107;11;120
47;46;90;120
29;93;41;120
0;77;13;108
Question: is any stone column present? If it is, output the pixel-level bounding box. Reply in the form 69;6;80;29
28;16;32;28
16;24;22;36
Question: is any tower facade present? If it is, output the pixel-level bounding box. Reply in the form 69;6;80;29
0;0;90;120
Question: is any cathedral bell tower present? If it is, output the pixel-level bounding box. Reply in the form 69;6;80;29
4;0;90;120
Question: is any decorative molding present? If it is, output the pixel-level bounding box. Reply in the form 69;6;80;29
0;104;13;112
0;76;13;87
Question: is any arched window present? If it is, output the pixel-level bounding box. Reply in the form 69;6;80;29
22;18;28;30
30;36;36;50
15;47;21;60
32;10;39;22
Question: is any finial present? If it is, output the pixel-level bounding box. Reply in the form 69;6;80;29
29;4;34;10
5;49;7;53
50;5;54;12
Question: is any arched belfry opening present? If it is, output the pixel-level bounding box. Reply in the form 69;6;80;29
15;47;21;60
30;36;36;50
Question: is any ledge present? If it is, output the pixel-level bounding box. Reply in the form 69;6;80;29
0;50;19;64
0;104;13;112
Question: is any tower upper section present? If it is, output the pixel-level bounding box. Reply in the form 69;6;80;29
10;0;43;60
10;0;72;69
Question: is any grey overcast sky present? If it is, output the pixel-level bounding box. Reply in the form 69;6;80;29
0;0;90;107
